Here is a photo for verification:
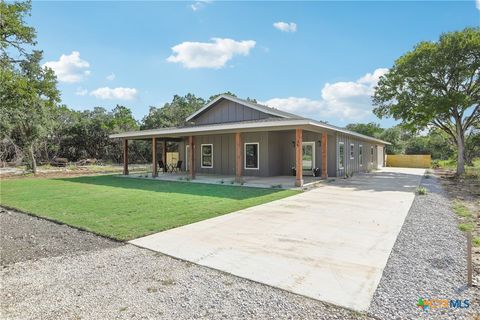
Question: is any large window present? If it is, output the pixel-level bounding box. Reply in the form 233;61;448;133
244;143;259;169
350;143;355;159
339;142;345;169
370;146;374;163
359;145;363;166
201;144;213;168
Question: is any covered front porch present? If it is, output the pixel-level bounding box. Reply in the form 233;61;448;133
124;172;325;190
119;126;331;187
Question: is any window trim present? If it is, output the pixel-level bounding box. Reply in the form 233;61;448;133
338;142;345;170
200;144;213;168
244;142;260;170
359;144;363;166
302;141;316;171
350;143;355;160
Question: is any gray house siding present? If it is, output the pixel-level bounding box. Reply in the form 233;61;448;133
194;99;277;125
335;133;380;177
178;130;384;178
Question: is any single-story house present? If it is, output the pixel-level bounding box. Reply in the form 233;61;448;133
110;95;389;187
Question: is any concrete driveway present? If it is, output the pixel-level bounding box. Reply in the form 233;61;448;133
130;167;425;311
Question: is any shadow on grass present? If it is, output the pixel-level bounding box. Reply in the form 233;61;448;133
56;175;287;200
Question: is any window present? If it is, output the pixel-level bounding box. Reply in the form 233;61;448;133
339;142;345;169
359;145;363;166
370;146;374;163
244;143;259;169
350;143;355;159
201;144;213;168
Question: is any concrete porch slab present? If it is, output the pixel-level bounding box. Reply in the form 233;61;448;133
123;172;324;190
130;168;425;311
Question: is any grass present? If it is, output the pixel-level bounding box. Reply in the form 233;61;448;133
473;237;480;247
459;223;475;232
452;200;473;218
434;158;480;180
0;175;298;240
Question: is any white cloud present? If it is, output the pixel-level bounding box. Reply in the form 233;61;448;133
262;68;389;121
90;87;138;100
190;0;211;11
75;87;88;96
43;51;90;83
106;73;116;81
273;22;297;33
167;38;256;69
477;0;480;10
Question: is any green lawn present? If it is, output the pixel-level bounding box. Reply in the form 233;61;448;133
0;175;298;240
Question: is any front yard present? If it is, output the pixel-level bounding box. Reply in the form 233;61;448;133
0;175;298;240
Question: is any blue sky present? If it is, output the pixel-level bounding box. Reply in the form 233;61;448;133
33;1;479;127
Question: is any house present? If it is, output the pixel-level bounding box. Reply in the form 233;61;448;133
110;95;389;187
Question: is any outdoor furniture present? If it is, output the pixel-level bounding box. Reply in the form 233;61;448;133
172;160;183;173
158;160;166;173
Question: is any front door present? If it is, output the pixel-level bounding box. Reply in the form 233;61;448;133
302;142;315;173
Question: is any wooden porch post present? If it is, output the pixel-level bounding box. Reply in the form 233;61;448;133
189;136;195;179
321;132;328;179
123;138;129;175
163;139;167;172
295;128;303;187
235;132;242;183
152;137;158;177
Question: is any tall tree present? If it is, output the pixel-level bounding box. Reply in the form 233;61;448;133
345;122;384;138
373;28;479;175
0;1;60;173
141;94;205;129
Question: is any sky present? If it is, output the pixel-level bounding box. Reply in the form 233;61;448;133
32;1;479;128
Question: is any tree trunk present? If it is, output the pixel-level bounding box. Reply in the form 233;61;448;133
455;121;465;175
29;144;37;174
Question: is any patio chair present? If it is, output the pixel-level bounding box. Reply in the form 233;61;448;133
172;160;183;173
158;160;166;173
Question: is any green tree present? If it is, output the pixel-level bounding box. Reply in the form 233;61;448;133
141;93;205;129
207;91;237;103
345;122;384;138
373;28;480;175
0;1;60;173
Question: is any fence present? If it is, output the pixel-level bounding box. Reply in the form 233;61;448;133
386;154;431;168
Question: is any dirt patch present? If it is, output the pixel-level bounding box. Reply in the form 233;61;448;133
0;165;148;180
0;207;121;266
434;168;480;287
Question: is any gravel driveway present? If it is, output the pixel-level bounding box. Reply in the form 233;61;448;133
0;207;368;320
369;175;479;319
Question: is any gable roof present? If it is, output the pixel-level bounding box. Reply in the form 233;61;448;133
186;94;304;122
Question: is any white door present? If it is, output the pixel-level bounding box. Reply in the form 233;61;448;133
302;142;315;173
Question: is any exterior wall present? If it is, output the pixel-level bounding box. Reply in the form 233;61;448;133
194;99;277;125
178;130;385;178
187;132;271;177
334;133;382;177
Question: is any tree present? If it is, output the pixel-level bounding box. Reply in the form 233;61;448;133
141;94;205;129
373;28;480;175
207;91;237;103
345;122;384;138
1;51;60;173
0;1;60;173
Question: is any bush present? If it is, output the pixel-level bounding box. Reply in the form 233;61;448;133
416;186;428;195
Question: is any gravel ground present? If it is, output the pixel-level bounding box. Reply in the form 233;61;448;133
369;175;479;319
2;175;478;319
0;208;121;266
0;207;369;320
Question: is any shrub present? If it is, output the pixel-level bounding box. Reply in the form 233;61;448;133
416;186;428;195
473;237;480;247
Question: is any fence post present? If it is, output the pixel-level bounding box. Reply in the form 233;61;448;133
467;231;472;287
